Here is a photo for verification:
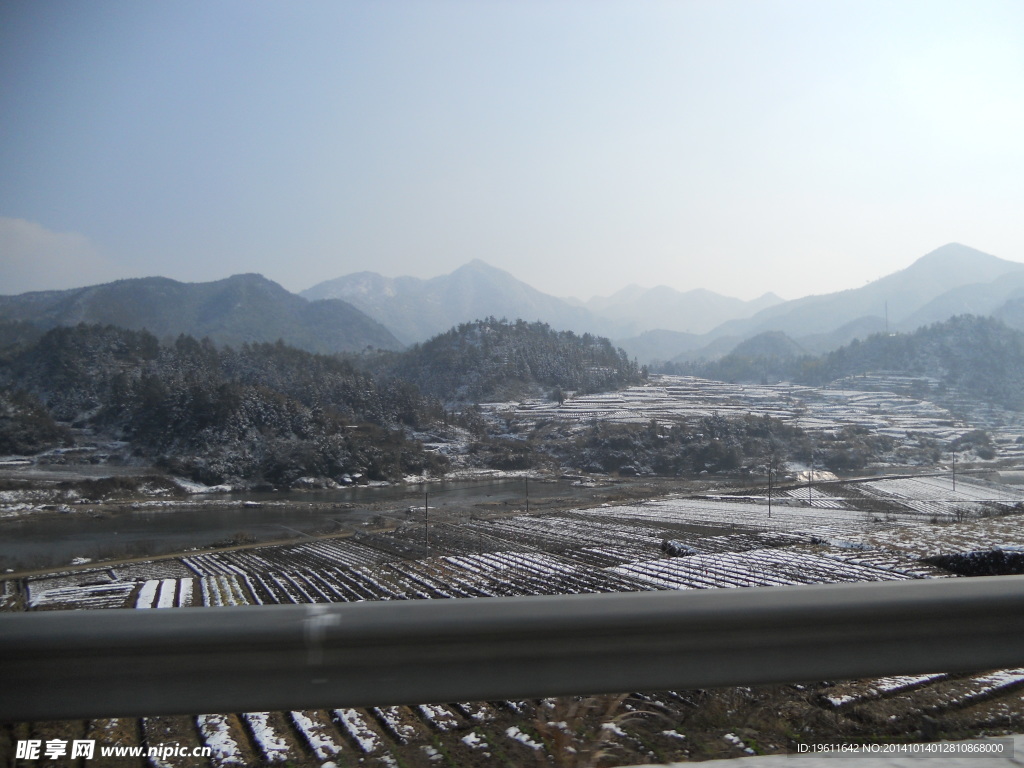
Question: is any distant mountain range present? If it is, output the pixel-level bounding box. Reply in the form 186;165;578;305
302;259;781;344
302;260;605;344
305;243;1024;363
3;243;1024;364
575;285;783;336
704;243;1024;339
653;243;1024;363
0;274;402;354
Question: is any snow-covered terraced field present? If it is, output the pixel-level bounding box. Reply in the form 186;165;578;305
784;487;849;508
243;712;295;762
180;536;394;577
487;375;978;446
199;574;251;606
819;549;953;579
290;710;346;762
577;497;888;538
805;661;1024;735
27;580;137;610
333;707;386;754
860;475;1024;517
17;679;1018;768
134;578;181;608
0;579;16;610
468;514;669;550
823;673;950;708
852;514;1024;559
941;669;1024;709
610;547;909;590
197;713;247;767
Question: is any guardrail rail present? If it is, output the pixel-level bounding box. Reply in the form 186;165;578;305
2;575;1024;720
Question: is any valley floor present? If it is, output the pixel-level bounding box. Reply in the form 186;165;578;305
4;473;1024;766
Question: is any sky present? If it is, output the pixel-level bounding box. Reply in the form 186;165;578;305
2;1;1023;302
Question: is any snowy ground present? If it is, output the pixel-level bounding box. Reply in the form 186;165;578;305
17;475;1024;611
7;471;1024;766
483;373;1024;464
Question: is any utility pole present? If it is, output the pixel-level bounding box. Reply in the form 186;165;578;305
951;452;956;494
798;410;810;506
424;491;429;549
766;424;774;521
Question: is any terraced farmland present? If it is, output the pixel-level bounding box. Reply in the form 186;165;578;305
487;374;970;439
485;373;1024;464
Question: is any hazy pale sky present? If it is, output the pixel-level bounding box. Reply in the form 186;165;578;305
2;1;1023;301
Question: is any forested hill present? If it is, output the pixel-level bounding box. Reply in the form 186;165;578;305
0;319;646;484
685;315;1024;412
797;315;1024;410
0;325;445;485
381;318;644;402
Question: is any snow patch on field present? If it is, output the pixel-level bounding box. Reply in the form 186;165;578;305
333;708;382;754
243;712;291;763
506;726;543;750
197;714;245;765
135;579;159;608
724;732;756;754
171;477;234;494
462;731;488;751
290;711;344;761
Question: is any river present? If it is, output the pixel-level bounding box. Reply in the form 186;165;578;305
0;477;595;571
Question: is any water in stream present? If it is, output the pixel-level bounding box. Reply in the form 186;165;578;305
0;478;591;570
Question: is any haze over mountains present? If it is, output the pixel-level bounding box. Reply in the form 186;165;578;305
2;243;1024;364
302;260;783;344
302;260;602;344
573;285;783;337
611;243;1024;363
703;243;1024;340
304;243;1024;362
0;273;402;354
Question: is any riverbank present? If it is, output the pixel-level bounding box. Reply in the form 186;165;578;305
0;469;738;574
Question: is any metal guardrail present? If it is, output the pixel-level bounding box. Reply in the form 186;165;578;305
2;575;1024;721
